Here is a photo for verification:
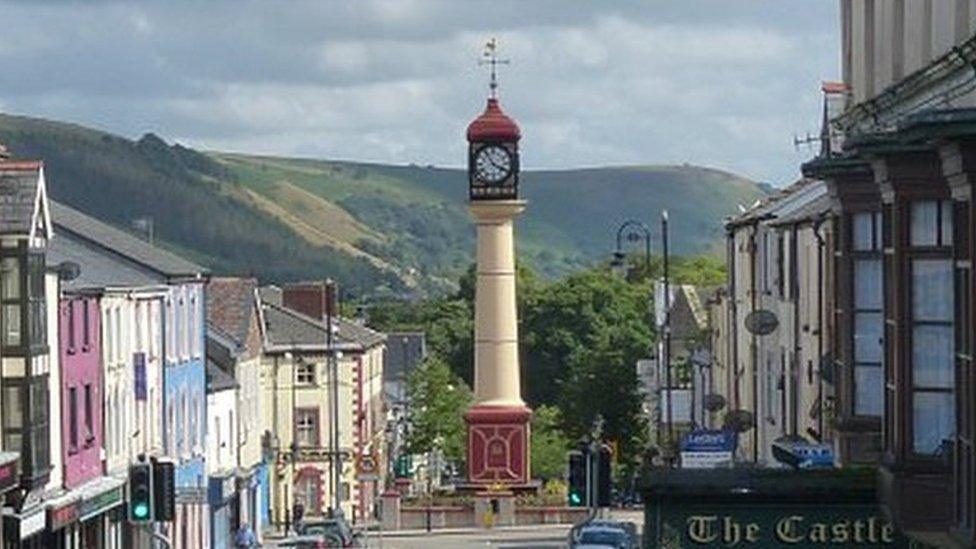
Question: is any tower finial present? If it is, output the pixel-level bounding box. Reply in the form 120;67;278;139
479;37;510;99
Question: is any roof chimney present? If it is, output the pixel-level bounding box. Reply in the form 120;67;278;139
281;280;338;321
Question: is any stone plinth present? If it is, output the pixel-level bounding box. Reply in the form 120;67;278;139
474;490;515;528
465;405;531;486
379;490;401;531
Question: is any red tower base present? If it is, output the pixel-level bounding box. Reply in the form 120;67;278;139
463;405;533;489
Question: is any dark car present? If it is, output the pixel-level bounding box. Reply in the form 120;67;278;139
278;534;342;548
569;520;638;549
571;526;631;548
296;518;363;547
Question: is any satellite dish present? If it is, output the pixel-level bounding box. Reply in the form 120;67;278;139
690;349;712;368
704;394;726;413
745;310;779;335
723;410;754;433
56;261;81;281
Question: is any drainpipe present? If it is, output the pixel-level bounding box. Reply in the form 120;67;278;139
812;215;828;440
748;223;759;463
726;227;738;412
791;225;800;438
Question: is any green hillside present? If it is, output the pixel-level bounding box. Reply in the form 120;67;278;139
0;113;766;297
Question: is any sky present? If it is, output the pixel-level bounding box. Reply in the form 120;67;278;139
0;1;840;186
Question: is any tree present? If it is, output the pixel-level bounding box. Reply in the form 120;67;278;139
404;355;472;463
521;269;653;406
530;405;571;481
559;344;649;465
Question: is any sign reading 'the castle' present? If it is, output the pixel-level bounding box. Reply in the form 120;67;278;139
650;503;908;547
682;512;900;546
642;469;909;548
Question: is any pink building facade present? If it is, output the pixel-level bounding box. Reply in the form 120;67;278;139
60;295;102;489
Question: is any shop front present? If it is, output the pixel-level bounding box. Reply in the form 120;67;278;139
45;497;79;549
208;472;236;549
3;502;47;548
236;468;262;542
76;478;124;549
0;454;20;549
43;477;125;549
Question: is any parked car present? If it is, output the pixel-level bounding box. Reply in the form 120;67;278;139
570;525;633;548
296;518;364;547
569;520;638;549
277;534;342;548
588;519;638;542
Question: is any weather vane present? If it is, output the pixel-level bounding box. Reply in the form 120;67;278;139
479;37;509;99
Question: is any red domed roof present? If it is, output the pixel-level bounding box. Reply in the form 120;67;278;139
466;98;521;142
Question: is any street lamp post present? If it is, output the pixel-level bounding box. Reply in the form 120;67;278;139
610;220;652;276
324;281;342;516
661;210;674;457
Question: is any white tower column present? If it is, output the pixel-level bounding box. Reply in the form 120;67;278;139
471;199;526;407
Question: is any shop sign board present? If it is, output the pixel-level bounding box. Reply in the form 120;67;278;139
80;486;124;521
651;503;907;547
19;509;45;539
208;474;235;506
0;460;17;493
642;469;910;547
48;500;80;531
680;429;737;469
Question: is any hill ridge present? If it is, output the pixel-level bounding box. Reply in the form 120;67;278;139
0;112;767;297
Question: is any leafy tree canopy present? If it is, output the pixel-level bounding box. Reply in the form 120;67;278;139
403;354;472;463
531;405;572;481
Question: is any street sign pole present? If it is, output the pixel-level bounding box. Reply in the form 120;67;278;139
142;524;172;549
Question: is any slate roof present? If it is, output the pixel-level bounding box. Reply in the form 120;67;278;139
206;359;239;393
48;230;164;291
727;178;824;228
768;192;832;226
0;162;42;235
50;201;207;279
670;285;707;340
258;290;386;352
207;277;258;347
258;285;282;306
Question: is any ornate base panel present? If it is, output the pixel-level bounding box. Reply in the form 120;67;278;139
465;405;531;485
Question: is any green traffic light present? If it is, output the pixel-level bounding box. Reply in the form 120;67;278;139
569;492;582;505
133;502;149;519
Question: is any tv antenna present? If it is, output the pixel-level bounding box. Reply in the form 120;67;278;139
792;131;822;151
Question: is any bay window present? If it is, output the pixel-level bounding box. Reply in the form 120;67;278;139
0;241;51;488
908;200;955;455
2;256;21;347
852;211;884;416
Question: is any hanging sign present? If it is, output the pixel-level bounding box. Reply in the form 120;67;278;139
133;352;147;401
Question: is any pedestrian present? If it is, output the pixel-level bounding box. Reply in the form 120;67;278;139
235;523;257;548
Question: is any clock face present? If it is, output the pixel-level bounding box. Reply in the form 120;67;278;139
474;145;513;184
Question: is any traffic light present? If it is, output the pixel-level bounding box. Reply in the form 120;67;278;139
128;462;154;524
152;458;176;522
395;455;412;478
596;445;612;507
567;450;587;507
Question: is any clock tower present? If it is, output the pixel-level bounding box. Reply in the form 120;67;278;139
463;39;532;489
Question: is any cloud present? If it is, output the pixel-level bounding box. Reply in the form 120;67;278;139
0;1;838;185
